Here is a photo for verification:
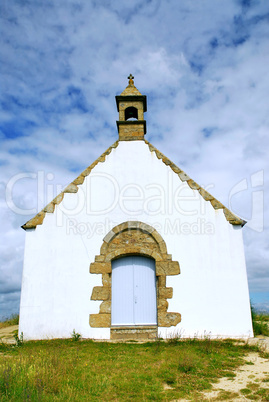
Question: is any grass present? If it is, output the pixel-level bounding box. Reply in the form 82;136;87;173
0;337;266;401
0;310;268;400
251;305;269;337
0;315;19;330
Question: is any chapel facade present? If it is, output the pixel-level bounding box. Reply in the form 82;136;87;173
19;76;253;340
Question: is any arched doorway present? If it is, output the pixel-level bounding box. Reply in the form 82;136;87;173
89;221;181;339
111;256;157;326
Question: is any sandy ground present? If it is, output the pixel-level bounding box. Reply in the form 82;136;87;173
1;326;269;400
202;349;269;401
0;325;18;344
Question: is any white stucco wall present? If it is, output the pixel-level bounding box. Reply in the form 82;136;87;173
19;140;253;339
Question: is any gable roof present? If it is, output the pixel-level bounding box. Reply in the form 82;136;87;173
22;140;246;230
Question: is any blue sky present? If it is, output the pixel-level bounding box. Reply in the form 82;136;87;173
1;0;269;319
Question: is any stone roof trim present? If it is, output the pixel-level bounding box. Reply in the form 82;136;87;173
22;138;246;230
144;140;246;227
21;141;120;230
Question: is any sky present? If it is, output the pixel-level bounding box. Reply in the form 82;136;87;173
0;0;268;319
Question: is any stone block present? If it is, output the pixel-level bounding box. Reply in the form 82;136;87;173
138;222;155;233
110;326;157;340
22;211;46;229
152;230;164;245
53;192;64;205
199;187;213;201
90;262;111;274
127;221;141;230
102;273;111;286
156;261;179;276
151;251;163;261
178;171;190;181
170;163;181;174
157;299;168;312
156;261;169;276
168;261;180;275
158;276;166;287
111;141;119;148
81;166;93;177
98;155;106;163
223;208;245;225
43;202;55;213
103;230;116;243
155;150;163;159
91;286;111;301
159;287;173;299
100;242;108;255
99;301;111;314
187;179;200;190
89;160;98;170
158;241;167;255
95;255;105;262
210;199;224;210
89;313;111;328
158;312;181;327
148;143;155;152
73;175;85;185
162;157;172;166
64;183;78;193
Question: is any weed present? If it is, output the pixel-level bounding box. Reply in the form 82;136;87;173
262;376;269;382
217;390;240;400
241;387;252;395
177;350;199;373
224;371;236;379
255;387;269;399
13;331;23;347
71;329;81;341
166;330;183;345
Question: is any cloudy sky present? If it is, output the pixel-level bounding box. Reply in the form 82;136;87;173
1;0;268;319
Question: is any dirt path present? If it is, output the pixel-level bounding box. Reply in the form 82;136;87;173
201;337;269;401
0;325;18;344
202;352;269;401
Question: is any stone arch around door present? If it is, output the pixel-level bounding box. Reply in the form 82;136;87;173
89;221;181;332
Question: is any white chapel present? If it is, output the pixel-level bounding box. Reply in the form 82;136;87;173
19;76;253;340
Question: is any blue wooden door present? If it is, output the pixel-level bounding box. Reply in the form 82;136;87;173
111;256;157;325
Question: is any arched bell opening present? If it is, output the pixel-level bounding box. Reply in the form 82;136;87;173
125;106;138;121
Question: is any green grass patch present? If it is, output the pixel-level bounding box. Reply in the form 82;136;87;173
251;305;269;336
240;387;252;395
242;384;269;401
0;337;261;401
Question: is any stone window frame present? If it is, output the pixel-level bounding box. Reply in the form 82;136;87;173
89;221;181;330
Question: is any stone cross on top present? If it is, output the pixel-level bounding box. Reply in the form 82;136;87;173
128;74;134;85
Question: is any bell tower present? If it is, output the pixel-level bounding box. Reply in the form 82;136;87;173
116;74;147;141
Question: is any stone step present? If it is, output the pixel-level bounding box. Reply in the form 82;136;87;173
110;326;157;340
